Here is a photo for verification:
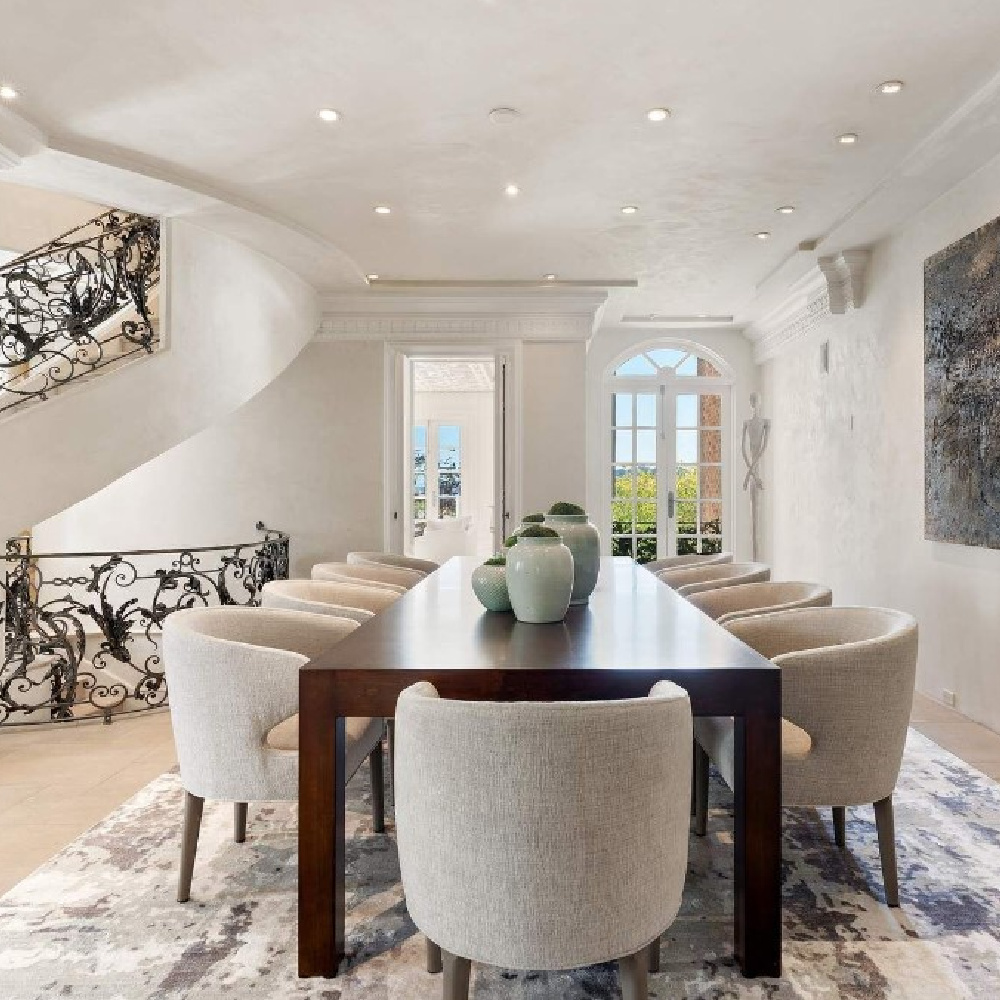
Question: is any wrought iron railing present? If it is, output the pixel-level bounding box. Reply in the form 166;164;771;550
0;209;161;416
0;524;289;726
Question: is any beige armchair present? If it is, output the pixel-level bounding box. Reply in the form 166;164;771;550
687;581;832;623
347;551;439;575
657;561;770;596
693;606;918;906
162;607;386;903
643;551;732;573
311;561;421;592
394;681;693;1000
261;578;399;621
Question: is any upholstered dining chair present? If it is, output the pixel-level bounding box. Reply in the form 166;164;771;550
311;561;421;592
658;561;771;596
261;578;399;622
693;606;918;906
394;681;692;1000
347;550;439;575
162;607;387;903
643;551;733;574
686;581;832;623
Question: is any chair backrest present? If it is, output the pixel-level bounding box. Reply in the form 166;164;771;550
687;581;832;623
727;606;918;806
262;578;398;620
311;561;418;592
394;681;692;971
163;607;356;802
347;551;439;575
660;561;770;596
643;551;733;573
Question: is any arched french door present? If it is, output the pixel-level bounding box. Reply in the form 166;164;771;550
605;343;733;563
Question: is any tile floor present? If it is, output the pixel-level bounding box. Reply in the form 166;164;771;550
1;694;999;895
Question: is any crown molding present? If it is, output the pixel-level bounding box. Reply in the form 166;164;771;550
0;106;46;170
745;248;870;362
316;291;607;343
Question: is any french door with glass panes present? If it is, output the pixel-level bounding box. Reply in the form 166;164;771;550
411;421;463;538
611;376;729;563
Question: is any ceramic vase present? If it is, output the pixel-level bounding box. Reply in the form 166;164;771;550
505;535;574;624
471;563;512;612
545;513;600;605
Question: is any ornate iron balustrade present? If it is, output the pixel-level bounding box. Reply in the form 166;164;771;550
0;209;161;416
0;524;289;726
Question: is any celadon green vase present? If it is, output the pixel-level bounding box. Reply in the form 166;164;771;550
545;512;600;605
471;563;512;612
506;535;574;624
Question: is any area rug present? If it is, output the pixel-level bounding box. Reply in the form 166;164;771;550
1;730;999;999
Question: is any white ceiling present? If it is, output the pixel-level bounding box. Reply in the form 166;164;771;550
6;0;1000;320
414;359;495;393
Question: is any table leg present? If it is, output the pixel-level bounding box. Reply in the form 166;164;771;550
298;675;346;977
733;709;782;978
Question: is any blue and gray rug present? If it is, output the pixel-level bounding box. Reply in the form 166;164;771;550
1;730;999;998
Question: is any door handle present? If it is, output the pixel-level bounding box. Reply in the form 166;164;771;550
667;491;675;519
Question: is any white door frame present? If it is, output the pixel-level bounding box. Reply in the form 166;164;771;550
384;342;522;555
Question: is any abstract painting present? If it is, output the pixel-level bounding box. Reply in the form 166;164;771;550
925;214;1000;548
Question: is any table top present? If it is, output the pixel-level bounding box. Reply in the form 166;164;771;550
307;557;776;678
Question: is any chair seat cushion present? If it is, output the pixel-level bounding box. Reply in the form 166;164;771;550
265;715;384;778
693;716;812;791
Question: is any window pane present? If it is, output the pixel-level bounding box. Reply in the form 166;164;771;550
413;498;426;519
701;466;722;499
413;473;426;494
676;394;697;428
612;500;633;533
636;393;657;427
699;394;722;427
676;500;696;526
701;502;722;535
699;429;722;464
636;429;656;464
613;465;633;498
413;424;427;450
697;358;722;377
676;429;697;464
636;503;656;534
676;465;698;499
439;497;457;518
646;347;686;369
676;354;698;376
439;472;461;497
636;464;657;499
700;537;723;554
677;536;698;555
615;354;657;376
615;430;633;463
635;536;658;563
612;536;634;557
438;425;460;469
614;393;632;426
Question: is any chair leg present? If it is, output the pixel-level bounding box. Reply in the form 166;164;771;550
387;718;396;791
619;947;649;1000
177;791;204;903
874;795;900;907
693;742;709;837
234;802;248;844
441;949;471;1000
647;934;661;973
832;806;846;848
370;745;385;834
426;937;443;973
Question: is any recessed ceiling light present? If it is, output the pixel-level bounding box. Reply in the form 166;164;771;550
776;205;796;215
838;132;859;145
876;80;904;95
317;108;341;122
373;205;391;215
0;85;17;101
646;107;670;122
504;183;520;197
366;274;379;281
543;273;557;281
620;205;639;215
489;107;521;124
754;231;771;240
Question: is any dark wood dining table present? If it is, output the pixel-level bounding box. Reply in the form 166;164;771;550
298;556;781;979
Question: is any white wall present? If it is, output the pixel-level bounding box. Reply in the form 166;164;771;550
586;327;759;559
34;340;385;575
4;219;318;539
761;149;1000;733
413;389;494;558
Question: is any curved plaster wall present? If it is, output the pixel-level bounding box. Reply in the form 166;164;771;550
1;219;318;540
